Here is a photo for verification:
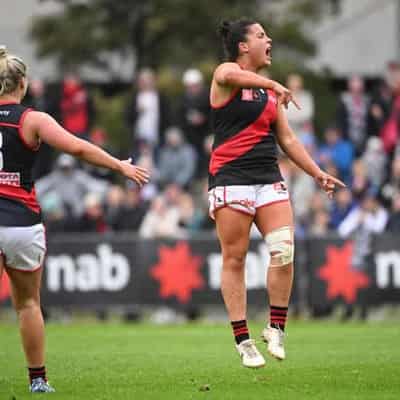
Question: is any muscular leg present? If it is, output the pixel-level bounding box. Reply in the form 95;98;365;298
215;208;253;321
255;201;294;308
6;266;45;367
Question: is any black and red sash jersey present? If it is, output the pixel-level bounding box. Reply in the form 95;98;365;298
208;87;283;189
0;102;42;226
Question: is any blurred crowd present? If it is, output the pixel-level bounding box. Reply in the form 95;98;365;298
25;62;400;248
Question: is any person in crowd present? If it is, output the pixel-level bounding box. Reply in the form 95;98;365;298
286;160;315;235
104;184;126;230
158;126;197;188
68;193;109;233
362;137;387;190
338;189;388;320
125;68;169;154
36;153;109;218
133;142;159;202
106;182;149;232
337;75;370;156
385;191;400;232
138;195;181;238
0;47;148;392
285;73;314;136
381;156;400;207
329;187;357;230
25;79;55;179
350;159;371;201
379;65;400;156
318;126;354;185
309;209;331;237
179;68;210;173
60;73;95;140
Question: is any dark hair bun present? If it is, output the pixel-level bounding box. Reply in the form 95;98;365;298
218;20;231;38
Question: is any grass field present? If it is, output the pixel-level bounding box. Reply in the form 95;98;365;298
0;321;399;399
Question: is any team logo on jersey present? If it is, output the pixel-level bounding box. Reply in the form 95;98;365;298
0;172;21;187
269;93;277;105
241;89;262;102
273;181;287;194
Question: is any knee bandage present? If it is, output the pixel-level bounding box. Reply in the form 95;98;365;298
265;226;294;267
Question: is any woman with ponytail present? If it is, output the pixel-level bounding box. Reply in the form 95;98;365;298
0;46;149;392
208;19;344;368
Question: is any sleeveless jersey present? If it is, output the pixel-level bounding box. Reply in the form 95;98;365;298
208;87;283;189
0;102;42;226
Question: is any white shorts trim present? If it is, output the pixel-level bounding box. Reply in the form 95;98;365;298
208;182;290;220
0;224;46;272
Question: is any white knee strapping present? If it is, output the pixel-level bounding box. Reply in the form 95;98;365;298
265;226;294;267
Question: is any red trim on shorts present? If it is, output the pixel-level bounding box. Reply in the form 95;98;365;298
18;108;40;151
0;122;19;128
255;199;289;210
210;88;240;109
226;205;254;217
211;202;255;220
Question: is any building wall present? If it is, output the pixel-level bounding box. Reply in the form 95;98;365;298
1;1;61;80
309;0;399;76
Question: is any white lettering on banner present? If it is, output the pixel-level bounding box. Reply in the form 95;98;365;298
46;244;130;292
207;243;270;289
375;251;400;289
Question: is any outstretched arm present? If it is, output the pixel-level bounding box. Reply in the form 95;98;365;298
275;103;345;198
24;111;149;186
214;62;300;109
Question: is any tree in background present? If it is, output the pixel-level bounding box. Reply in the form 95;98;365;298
30;0;320;75
30;0;335;147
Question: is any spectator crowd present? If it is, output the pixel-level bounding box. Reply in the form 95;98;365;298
26;62;400;249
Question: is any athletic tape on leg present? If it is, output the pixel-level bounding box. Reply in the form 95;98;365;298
265;226;294;267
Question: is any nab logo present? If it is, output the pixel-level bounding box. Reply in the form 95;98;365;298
46;244;131;292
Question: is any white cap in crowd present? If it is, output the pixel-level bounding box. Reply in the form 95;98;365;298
182;68;203;86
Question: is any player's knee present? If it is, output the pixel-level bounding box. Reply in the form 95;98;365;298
223;252;247;270
15;297;40;313
265;226;294;268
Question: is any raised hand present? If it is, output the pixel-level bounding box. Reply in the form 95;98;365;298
119;158;150;187
314;171;346;199
272;81;301;110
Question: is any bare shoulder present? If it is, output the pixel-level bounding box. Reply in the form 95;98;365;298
213;62;240;87
214;62;240;77
24;110;51;127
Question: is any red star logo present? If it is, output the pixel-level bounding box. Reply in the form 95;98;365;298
317;242;370;304
0;272;11;303
150;242;204;303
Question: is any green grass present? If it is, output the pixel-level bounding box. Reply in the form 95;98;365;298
0;321;399;399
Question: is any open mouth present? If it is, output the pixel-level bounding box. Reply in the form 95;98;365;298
266;47;272;58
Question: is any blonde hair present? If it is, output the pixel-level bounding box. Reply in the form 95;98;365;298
0;46;27;96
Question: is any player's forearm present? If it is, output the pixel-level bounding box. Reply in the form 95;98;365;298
280;136;321;179
223;69;276;90
74;140;121;173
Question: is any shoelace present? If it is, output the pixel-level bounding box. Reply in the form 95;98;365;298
241;340;259;358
